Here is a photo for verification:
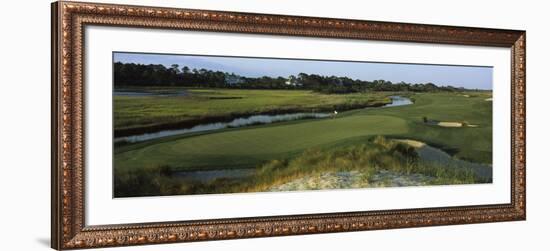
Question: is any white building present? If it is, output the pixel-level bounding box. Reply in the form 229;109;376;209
224;74;244;85
285;75;302;86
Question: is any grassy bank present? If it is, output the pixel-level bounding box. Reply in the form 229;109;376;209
114;136;485;197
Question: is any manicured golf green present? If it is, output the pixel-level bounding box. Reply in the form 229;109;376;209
115;115;408;171
114;91;492;172
358;92;493;163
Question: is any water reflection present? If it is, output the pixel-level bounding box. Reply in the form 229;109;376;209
115;96;413;143
115;113;330;143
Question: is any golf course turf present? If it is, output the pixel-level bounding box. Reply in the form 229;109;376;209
113;89;493;197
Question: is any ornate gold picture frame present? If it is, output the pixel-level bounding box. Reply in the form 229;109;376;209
51;1;526;249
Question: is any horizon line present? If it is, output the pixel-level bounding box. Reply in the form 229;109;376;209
113;51;493;90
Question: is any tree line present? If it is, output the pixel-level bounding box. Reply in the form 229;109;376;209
114;62;479;93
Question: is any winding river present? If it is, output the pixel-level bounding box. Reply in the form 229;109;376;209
115;95;413;144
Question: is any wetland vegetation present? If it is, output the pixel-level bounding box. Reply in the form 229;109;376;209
112;53;493;197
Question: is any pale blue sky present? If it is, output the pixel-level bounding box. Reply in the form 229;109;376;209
114;52;493;90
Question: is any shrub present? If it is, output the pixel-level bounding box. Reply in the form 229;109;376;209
422;116;428;123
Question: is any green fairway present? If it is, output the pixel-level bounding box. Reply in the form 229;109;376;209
358;92;493;163
115;91;492;172
115;115;408;171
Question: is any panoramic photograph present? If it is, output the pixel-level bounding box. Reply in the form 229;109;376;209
112;52;493;198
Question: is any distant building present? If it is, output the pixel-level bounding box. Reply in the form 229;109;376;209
224;74;244;85
285;75;302;86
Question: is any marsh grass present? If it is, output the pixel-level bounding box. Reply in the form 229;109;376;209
114;88;392;131
114;136;484;197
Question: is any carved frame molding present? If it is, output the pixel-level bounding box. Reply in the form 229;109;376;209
51;1;526;249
